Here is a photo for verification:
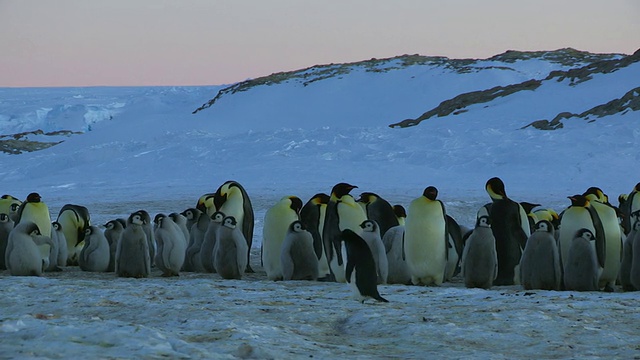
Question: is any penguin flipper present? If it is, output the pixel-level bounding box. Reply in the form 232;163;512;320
588;206;607;268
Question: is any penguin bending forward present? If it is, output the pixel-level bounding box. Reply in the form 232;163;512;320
341;229;388;303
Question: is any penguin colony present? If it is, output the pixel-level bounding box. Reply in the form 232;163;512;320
3;179;640;304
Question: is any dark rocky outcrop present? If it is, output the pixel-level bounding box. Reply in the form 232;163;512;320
0;129;82;154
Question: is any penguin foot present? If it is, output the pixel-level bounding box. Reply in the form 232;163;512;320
245;265;255;273
603;284;615;293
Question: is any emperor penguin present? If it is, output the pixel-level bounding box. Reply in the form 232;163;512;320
115;211;151;278
262;196;303;281
381;223;410;285
0;194;21;217
79;225;110;272
5;222;54;276
300;193;331;280
14;193;53;270
620;220;640;291
392;205;407;226
357;192;399;238
104;219;125;272
341;229;388;303
213;216;248;280
445;215;464;281
484;177;530;286
519;220;561;291
196;192;216;215
630;225;640;290
534;208;560;231
359;220;388;284
564;229;601;291
56;204;91;265
520;201;541;233
200;211;225;273
322;183;368;283
135;210;156;267
280;220;319;281
44;223;63;272
213;181;255;273
461;215;498;289
51;222;68;270
182;208;207;272
154;214;187;277
583;187;622;292
404;186;448;286
182;207;202;235
0;213;14;270
168;212;190;247
621;182;640;235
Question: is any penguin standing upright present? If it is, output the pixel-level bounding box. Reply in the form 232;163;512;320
213;216;248;280
154;214;187;277
0;213;14;270
184;209;210;272
630;226;640;290
357;192;399;238
14;193;52;270
620;219;639;291
135;210;156;267
484;177;529;286
44;222;63;272
564;228;600;291
78;225;110;272
5;222;54;276
341;229;388;303
300;193;331;280
381;223;410;285
621;183;640;235
115;211;151;278
359;220;388;284
200;211;225;273
213;181;255;272
583;187;622;292
280;221;319;281
56;204;91;265
519;220;561;291
103;219;124;272
404;186;449;286
168;212;190;247
461;215;498;289
262;196;302;281
322;183;368;283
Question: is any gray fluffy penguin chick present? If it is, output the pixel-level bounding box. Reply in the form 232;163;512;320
461;216;497;289
359;220;389;284
280;221;319;281
169;212;190;248
0;213;14;270
520;220;561;290
136;210;156;267
79;225;110;272
104;219;125;272
115;211;151;278
184;209;210;272
564;228;600;291
154;214;187;277
214;216;248;280
619;221;639;291
44;222;63;272
200;211;225;273
52;222;68;271
381;225;410;285
5;222;54;276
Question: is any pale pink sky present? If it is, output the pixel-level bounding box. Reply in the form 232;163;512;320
1;0;638;87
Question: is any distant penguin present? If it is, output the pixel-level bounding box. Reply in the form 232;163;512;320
213;216;248;280
381;224;410;285
0;213;14;270
52;222;68;270
520;220;561;291
135;210;156;267
200;211;225;273
104;219;125;272
280;221;319;281
115;211;151;278
262;196;302;281
357;192;399;238
461;215;498;289
213;181;255;272
182;208;207;272
168;212;190;247
404;186;448;286
341;229;388;303
323;183;368;283
154;214;187;277
300;193;331;280
79;225;110;272
5;222;53;276
14;192;52;270
0;194;21;217
564;229;600;291
620;220;639;291
485;177;529;285
56;204;91;265
359;220;388;284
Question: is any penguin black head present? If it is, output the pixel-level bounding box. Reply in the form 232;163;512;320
392;205;407;219
289;196;303;215
574;228;595;241
583;187;607;203
26;193;42;203
104;220;117;230
357;192;379;204
422;186;438;201
331;183;358;198
568;195;589;207
534;220;554;234
129;212;146;226
476;215;491;228
310;193;330;205
135;210;151;223
223;216;237;229
486;177;507;200
211;211;225;223
2;194;19;200
154;213;166;225
52;221;62;231
24;222;41;236
289;220;306;233
360;220;377;233
10;203;20;212
0;213;8;222
182;208;200;220
84;226;94;236
520;202;541;214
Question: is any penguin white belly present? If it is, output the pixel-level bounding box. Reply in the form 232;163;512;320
342;242;363;301
262;205;298;281
332;201;367;283
404;201;447;286
558;209;596;268
316;210;331;277
590;202;622;289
